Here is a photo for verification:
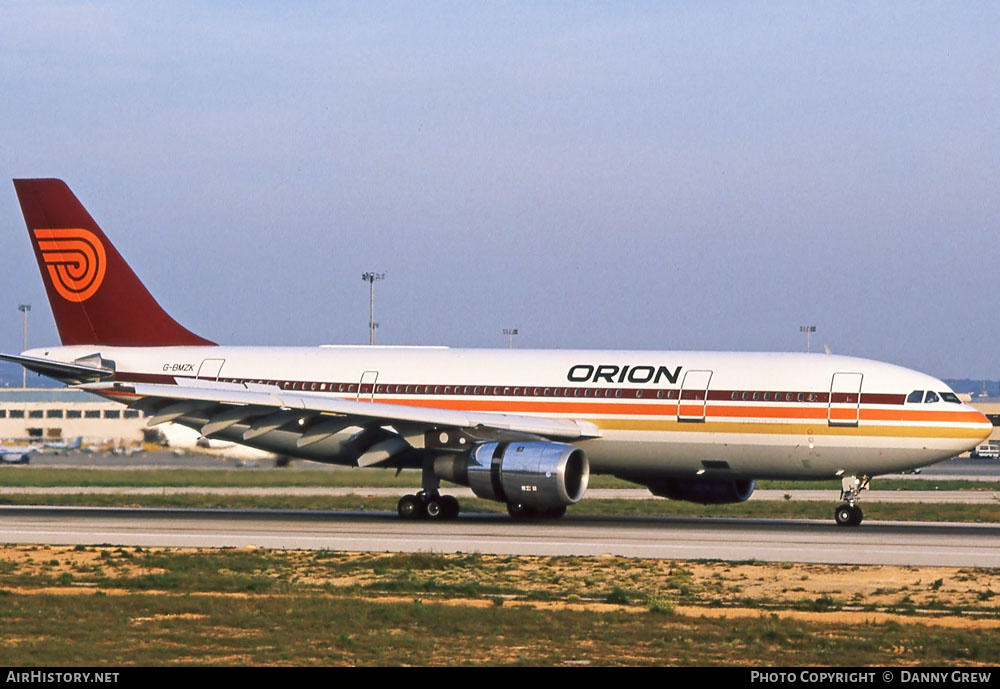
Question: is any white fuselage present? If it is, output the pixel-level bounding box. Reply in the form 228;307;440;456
26;345;992;479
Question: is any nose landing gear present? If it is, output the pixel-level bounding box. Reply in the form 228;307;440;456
834;475;870;527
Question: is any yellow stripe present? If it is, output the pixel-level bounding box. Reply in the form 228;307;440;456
594;418;989;438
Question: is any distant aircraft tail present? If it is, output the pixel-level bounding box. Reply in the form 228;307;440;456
12;179;215;347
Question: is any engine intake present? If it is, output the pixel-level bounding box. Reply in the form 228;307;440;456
434;441;589;508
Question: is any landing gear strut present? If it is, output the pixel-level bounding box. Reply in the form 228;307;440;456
834;475;869;527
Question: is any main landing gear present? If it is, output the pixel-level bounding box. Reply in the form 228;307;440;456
397;491;461;520
834;474;870;527
506;503;567;519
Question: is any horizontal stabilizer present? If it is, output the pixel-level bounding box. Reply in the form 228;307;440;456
0;352;113;384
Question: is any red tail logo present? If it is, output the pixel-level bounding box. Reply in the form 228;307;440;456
15;178;215;346
32;228;107;303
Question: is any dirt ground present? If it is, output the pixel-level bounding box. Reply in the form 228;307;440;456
2;545;998;630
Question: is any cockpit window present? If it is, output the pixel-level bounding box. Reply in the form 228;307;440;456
939;392;961;404
923;391;940;404
906;390;923;404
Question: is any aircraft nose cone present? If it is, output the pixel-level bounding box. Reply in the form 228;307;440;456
962;404;995;445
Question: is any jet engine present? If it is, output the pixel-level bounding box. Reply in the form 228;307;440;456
434;440;589;509
632;477;756;504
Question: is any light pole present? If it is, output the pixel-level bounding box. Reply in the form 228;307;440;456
361;272;385;345
799;325;816;353
18;304;30;388
502;328;518;349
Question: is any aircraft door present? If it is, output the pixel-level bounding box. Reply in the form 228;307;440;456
828;372;863;427
196;358;226;380
678;369;713;422
358;370;378;401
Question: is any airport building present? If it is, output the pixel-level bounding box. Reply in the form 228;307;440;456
0;388;147;445
971;401;1000;448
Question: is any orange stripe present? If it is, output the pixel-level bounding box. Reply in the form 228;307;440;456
830;408;859;421
377;397;680;416
376;397;986;425
597;418;989;438
102;387;988;433
860;408;989;423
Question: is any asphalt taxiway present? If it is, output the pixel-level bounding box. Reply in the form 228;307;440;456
2;505;998;567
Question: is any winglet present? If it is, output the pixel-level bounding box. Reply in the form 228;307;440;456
13;179;215;346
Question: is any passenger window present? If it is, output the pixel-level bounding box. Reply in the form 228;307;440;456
924;391;940;404
906;390;923;404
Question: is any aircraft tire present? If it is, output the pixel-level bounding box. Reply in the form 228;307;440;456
441;495;460;519
834;503;863;527
540;505;566;519
397;494;426;520
506;503;536;519
425;498;445;520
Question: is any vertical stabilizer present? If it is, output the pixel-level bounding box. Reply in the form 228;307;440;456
13;179;215;346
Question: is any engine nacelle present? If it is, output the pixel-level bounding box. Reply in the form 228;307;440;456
636;477;756;505
434;441;589;508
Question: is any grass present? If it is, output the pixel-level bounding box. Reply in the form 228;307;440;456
1;545;998;666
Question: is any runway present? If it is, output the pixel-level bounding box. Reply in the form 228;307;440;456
2;505;998;567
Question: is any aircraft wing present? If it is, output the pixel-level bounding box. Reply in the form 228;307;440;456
77;378;601;466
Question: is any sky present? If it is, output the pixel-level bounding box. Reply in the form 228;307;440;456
1;2;998;379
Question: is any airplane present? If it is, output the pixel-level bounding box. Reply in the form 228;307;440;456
40;436;84;454
3;178;993;526
155;421;285;464
0;443;38;465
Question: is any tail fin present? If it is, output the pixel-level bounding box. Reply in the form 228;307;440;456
13;179;214;347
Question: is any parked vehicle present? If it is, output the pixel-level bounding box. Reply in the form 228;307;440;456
971;444;1000;459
